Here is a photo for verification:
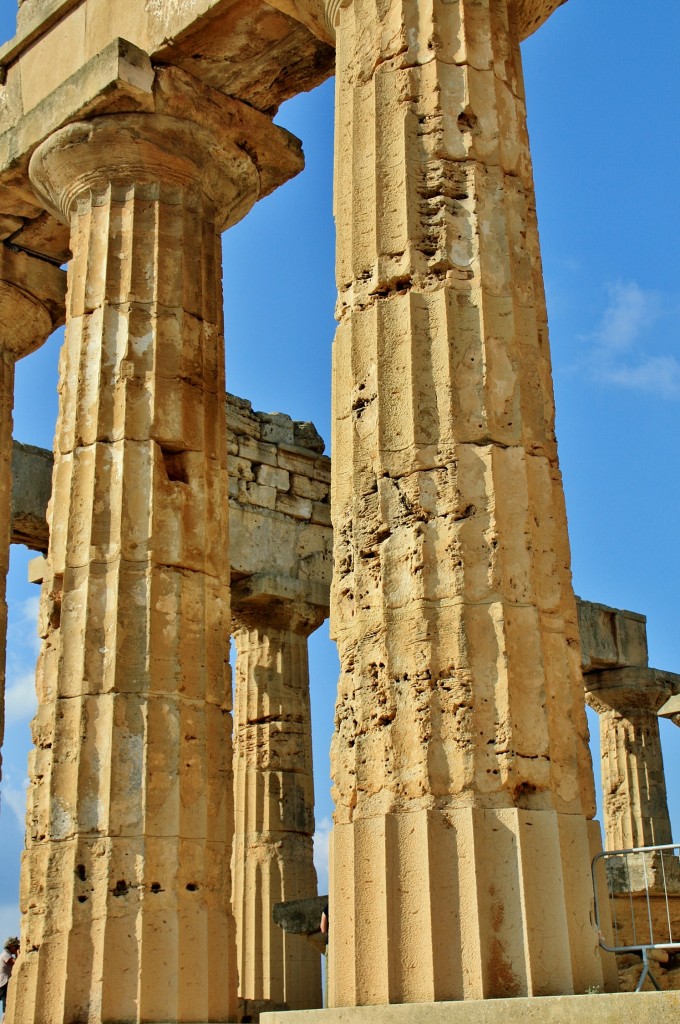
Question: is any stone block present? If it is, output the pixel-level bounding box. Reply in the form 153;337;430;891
310;501;331;527
261;991;680;1023
276;492;313;521
291;474;328;501
240;481;277;510
239;437;278;467
11;440;52;551
277;445;317;475
578;599;648;672
257;464;291;491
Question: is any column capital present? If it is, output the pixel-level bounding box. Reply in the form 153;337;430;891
0;246;66;359
324;0;349;38
232;574;328;636
585;666;676;716
325;0;568;43
28;68;303;231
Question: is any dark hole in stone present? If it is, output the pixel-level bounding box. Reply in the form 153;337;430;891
77;895;88;903
75;864;87;881
186;883;199;892
150;883;162;893
113;880;129;896
160;446;190;484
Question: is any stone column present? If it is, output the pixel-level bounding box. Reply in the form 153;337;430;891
585;668;675;854
8;78;302;1024
231;590;324;1018
0;247;65;780
326;0;605;1004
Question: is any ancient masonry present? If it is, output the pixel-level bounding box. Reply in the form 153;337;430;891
0;1;679;1023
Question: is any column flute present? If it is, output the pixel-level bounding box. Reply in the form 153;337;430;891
326;0;607;1004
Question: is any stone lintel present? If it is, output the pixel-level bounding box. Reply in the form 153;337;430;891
232;572;330;611
585;667;678;716
1;35;307;260
27;554;46;584
0;37;155;258
658;693;680;721
261;991;680;1024
577;597;648;673
273;895;326;936
10;441;52;551
514;0;568;40
266;0;334;45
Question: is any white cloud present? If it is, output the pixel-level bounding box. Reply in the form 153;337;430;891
592;281;659;353
582;281;680;399
604;354;680;400
1;779;28;831
314;816;332;896
5;670;37;724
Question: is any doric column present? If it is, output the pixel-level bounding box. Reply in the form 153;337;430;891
0;247;65;780
231;587;324;1018
326;0;604;1004
585;668;675;855
8;74;302;1024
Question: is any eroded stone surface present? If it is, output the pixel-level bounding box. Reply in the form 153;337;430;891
7;74;302;1024
327;0;602;1004
232;597;325;1017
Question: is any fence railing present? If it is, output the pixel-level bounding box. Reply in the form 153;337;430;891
592;842;680;992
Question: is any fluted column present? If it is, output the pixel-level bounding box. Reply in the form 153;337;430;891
586;669;675;854
327;0;604;1005
0;247;65;781
231;594;324;1019
8;76;302;1024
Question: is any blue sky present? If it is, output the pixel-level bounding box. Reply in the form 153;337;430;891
0;0;679;939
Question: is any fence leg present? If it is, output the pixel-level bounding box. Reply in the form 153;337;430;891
636;949;662;992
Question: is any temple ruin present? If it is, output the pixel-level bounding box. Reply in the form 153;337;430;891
0;0;679;1022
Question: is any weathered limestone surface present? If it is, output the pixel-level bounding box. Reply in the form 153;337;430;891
577;599;648;674
232;596;325;1018
11;441;52;551
586;668;678;855
261;991;680;1024
659;693;680;727
327;0;603;1005
0;0;333;274
228;393;332;594
581;599;680;894
7;64;303;1024
228;396;330;1018
0;246;64;782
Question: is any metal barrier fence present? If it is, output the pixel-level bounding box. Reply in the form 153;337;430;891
592;842;680;992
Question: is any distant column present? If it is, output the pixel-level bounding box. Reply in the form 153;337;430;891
0;247;64;780
8;74;302;1024
326;0;605;1004
232;588;324;1018
585;668;675;853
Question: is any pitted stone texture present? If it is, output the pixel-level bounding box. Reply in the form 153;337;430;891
232;599;324;1016
228;394;332;589
328;0;601;1004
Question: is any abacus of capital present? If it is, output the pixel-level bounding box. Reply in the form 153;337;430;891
0;2;678;1024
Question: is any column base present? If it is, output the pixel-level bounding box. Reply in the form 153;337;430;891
262;991;680;1023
